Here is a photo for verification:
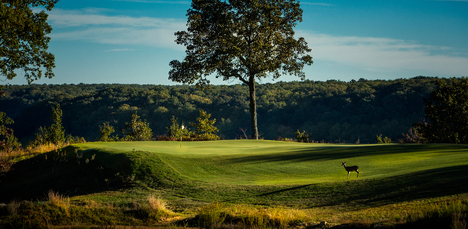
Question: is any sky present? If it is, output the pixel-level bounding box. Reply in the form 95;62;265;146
5;0;468;86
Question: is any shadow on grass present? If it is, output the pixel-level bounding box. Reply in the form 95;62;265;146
214;164;468;208
227;144;464;164
0;146;186;202
0;147;132;202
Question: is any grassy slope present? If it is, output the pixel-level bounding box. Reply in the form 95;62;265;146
78;140;468;185
2;140;468;212
2;140;468;227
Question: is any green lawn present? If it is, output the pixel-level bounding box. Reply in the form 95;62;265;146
2;140;468;228
77;140;468;185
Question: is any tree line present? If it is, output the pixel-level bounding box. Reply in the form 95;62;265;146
0;76;439;144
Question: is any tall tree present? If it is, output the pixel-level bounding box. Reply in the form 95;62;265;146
1;0;57;85
415;77;468;143
169;0;312;139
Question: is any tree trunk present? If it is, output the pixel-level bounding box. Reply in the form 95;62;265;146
248;77;259;140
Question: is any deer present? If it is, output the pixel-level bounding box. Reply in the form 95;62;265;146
342;162;359;179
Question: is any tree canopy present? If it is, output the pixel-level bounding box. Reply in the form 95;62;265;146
169;0;313;139
0;0;56;84
0;77;438;144
416;77;468;143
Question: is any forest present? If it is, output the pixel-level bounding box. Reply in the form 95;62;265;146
0;76;437;144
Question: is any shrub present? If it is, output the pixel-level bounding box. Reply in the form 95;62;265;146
0;112;21;154
190;110;219;141
99;122;117;142
295;129;310;143
167;116;192;140
122;112;153;141
377;134;392;144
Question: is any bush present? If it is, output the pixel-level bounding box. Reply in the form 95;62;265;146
295;130;310;143
0;112;21;154
122;112;153;141
167;116;192;140
190;110;219;141
99;122;118;142
376;134;392;144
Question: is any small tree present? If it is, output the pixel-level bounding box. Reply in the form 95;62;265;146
33;103;65;146
167;116;191;140
295;129;310;143
123;112;153;141
48;103;65;145
99;122;116;142
0;112;21;154
190;110;219;140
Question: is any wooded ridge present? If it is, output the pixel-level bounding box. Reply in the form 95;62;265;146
0;76;437;143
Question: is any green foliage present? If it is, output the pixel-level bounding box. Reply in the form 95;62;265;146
167;116;191;140
169;0;313;140
122;112;153;141
376;134;392;143
0;0;56;84
99;122;116;142
190;110;219;140
49;103;65;145
33;103;65;146
294;129;310;143
0;112;21;153
0;77;438;143
416;77;468;143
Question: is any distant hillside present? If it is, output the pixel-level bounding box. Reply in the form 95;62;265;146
0;76;437;143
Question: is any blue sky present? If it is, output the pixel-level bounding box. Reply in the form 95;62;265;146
6;0;468;85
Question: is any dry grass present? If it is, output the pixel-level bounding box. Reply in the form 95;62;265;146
196;203;311;229
0;143;71;173
147;194;176;221
48;190;70;209
148;194;169;212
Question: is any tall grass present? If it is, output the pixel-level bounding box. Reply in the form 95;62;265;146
48;190;70;208
147;194;175;221
196;203;310;229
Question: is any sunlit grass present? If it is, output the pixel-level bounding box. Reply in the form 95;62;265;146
2;141;468;228
75;141;468;185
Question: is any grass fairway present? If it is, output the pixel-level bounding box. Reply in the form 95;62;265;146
1;140;468;228
78;140;468;185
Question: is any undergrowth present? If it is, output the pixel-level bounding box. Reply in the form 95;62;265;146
0;193;178;229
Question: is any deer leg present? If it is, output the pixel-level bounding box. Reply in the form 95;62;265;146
356;170;359;178
347;171;350;179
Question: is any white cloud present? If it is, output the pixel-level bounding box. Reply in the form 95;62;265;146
299;31;468;76
48;9;186;50
49;9;185;28
47;8;468;77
